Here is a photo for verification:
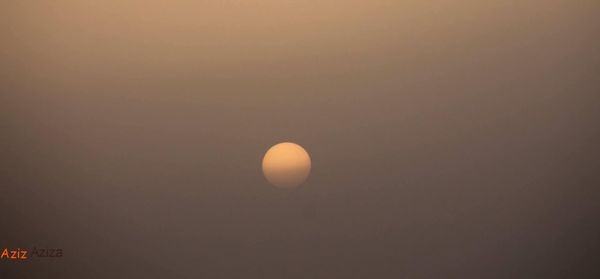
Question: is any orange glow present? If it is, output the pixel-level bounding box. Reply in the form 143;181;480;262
262;142;311;188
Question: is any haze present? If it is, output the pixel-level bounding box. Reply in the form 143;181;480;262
1;1;599;278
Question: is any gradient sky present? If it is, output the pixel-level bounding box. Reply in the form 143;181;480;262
1;1;599;278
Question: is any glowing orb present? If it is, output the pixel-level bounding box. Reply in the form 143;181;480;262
262;142;311;188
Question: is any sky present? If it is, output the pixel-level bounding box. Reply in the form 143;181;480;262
1;1;599;278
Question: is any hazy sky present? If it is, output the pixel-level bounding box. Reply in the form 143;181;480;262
1;1;599;278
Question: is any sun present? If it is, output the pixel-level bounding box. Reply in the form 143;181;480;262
262;142;311;188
